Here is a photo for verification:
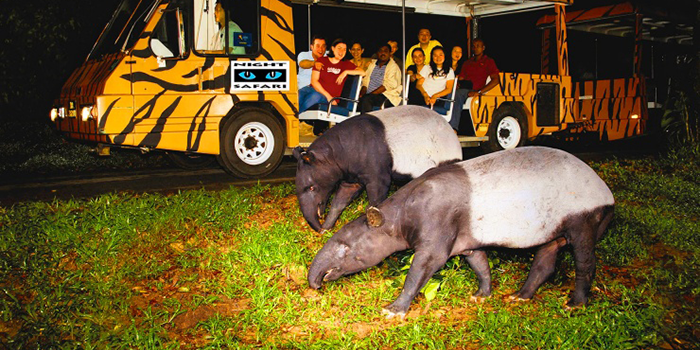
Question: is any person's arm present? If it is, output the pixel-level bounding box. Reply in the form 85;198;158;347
335;69;366;85
298;51;315;69
360;63;374;97
468;72;500;97
310;70;335;105
381;62;402;96
429;79;454;106
299;59;315;69
371;86;386;95
468;60;500;97
416;74;431;105
407;69;416;82
481;72;501;94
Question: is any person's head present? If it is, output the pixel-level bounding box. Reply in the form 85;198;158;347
418;29;432;44
214;0;229;27
471;38;486;57
387;40;398;55
330;38;348;60
310;35;326;58
411;47;425;66
451;46;463;63
431;46;446;66
429;46;448;77
376;44;391;63
350;42;365;60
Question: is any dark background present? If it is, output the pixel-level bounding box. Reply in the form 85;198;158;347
0;0;696;123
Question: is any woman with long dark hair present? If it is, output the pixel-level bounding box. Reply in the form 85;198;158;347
415;46;455;107
406;47;426;105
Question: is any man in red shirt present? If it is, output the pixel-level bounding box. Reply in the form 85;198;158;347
450;38;500;131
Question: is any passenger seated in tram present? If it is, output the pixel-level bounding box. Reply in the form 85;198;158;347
415;46;455;108
300;38;365;134
349;41;372;71
358;44;402;113
405;48;426;106
448;45;466;78
449;38;500;131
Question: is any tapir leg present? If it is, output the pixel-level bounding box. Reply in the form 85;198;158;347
383;249;450;317
567;207;614;307
514;237;567;300
464;250;492;297
568;229;596;307
321;182;364;230
363;175;392;206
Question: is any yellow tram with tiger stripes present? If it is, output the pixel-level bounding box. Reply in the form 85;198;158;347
51;0;300;177
51;0;676;177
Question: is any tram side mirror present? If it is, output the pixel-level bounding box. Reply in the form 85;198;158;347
150;8;187;65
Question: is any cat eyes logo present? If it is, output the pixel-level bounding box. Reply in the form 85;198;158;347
231;61;289;92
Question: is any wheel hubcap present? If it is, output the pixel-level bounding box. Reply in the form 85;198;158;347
496;116;521;150
234;122;275;165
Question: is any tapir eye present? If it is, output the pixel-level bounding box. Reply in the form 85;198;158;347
308;186;315;192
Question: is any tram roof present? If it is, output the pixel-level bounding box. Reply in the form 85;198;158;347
292;0;573;18
536;2;695;46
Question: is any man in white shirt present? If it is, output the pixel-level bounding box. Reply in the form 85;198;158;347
297;36;326;112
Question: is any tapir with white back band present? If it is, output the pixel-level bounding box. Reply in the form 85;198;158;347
307;146;615;318
293;105;462;232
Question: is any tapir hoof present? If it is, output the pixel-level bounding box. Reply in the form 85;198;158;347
381;308;406;320
469;295;488;303
565;297;587;310
507;294;531;302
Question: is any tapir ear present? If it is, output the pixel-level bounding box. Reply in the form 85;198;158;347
366;206;384;228
292;146;305;161
293;146;315;164
301;151;315;164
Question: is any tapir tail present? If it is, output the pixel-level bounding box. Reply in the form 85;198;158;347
596;205;615;241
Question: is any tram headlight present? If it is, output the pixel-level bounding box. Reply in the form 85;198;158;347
81;105;95;122
50;108;59;122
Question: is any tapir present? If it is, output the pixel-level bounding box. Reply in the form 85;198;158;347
308;147;615;318
293;105;462;232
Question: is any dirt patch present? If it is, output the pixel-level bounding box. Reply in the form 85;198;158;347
245;194;299;230
128;280;251;347
171;297;249;330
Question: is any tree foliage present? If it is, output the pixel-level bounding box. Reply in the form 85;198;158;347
0;0;119;122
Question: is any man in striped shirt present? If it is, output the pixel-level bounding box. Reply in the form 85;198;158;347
359;44;403;113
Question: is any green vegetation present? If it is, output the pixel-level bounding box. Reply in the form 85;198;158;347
1;148;697;349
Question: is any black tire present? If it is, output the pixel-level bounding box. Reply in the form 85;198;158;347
166;152;217;170
482;105;528;153
218;107;285;178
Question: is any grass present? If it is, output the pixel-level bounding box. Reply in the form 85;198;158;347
1;146;698;349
